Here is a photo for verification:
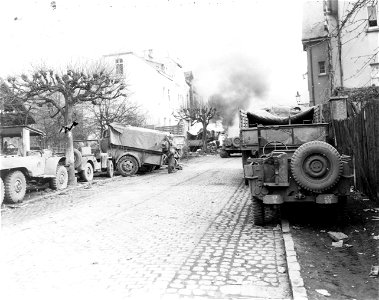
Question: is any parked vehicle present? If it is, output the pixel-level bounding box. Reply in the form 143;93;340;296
100;123;167;176
219;136;241;158
73;140;114;181
240;107;353;225
0;126;68;204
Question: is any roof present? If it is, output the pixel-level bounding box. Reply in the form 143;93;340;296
0;125;45;137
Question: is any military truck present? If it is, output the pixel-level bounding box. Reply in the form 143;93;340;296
240;107;353;225
219;136;241;158
0;126;68;204
100;123;167;176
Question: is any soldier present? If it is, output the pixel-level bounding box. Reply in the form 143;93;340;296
162;134;176;173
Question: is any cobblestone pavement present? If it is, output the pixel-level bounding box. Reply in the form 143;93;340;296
1;156;291;300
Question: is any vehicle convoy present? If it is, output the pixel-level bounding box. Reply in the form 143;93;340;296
0;126;68;204
100;123;167;176
73;140;114;182
219;136;241;158
240;107;353;225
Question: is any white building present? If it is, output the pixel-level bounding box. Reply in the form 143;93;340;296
103;50;190;127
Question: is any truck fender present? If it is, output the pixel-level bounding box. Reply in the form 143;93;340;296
44;157;66;176
116;153;141;167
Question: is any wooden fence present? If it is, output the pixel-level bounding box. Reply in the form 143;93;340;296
332;100;379;203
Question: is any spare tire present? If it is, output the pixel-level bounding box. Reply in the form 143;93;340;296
291;141;343;193
232;137;241;147
74;149;82;169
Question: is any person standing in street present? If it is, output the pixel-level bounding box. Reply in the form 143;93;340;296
162;134;176;173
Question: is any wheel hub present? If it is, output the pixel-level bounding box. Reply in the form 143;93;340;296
14;179;23;193
121;161;134;172
304;155;328;178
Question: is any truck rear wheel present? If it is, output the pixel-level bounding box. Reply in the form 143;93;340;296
74;149;82;169
252;197;264;225
4;171;26;203
117;156;138;176
291;141;343;192
106;160;114;178
50;165;68;190
80;162;94;182
1;177;4;204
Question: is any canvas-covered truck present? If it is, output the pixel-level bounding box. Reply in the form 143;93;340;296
0;126;68;204
100;123;167;176
219;136;241;158
240;107;353;225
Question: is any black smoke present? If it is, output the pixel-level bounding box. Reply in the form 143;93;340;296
196;53;268;128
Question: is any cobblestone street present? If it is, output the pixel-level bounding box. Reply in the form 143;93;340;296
1;156;292;300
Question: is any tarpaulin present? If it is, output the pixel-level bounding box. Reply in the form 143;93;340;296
108;123;168;152
247;106;315;126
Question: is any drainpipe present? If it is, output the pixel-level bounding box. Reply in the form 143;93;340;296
336;1;343;88
309;46;316;106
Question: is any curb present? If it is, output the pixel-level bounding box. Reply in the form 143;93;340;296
281;219;309;300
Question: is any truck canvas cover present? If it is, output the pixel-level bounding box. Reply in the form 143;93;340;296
108;123;167;152
246;106;315;126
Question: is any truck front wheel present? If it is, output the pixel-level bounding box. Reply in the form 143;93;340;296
5;171;26;203
117;156;138;176
80;162;94;182
50;165;68;190
220;149;230;158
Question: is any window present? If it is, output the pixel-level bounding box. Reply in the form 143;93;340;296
115;58;123;75
368;6;378;27
371;63;379;86
318;61;326;75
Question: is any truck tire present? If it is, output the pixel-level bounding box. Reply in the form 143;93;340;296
106;160;114;178
291;141;343;193
252;197;264;225
117;156;138;176
220;149;230;158
4;171;26;203
232;137;241;147
74;149;82;169
264;204;281;224
1;177;4;204
50;165;68;190
80;162;94;182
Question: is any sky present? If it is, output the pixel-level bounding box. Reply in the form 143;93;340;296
0;0;310;108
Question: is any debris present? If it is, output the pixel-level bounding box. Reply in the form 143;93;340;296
344;244;353;248
332;240;344;247
327;231;349;242
273;224;281;231
316;289;331;297
373;235;379;240
278;266;286;273
292;226;301;229
320;230;326;233
362;198;370;201
369;266;379;277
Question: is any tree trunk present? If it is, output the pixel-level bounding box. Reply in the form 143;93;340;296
64;101;77;186
202;122;207;152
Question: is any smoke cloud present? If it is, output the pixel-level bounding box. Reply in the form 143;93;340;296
193;52;268;133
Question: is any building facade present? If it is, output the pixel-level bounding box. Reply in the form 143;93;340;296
103;50;190;127
302;0;379;105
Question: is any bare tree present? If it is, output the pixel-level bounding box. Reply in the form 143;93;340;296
174;104;217;152
91;98;145;138
3;64;126;185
